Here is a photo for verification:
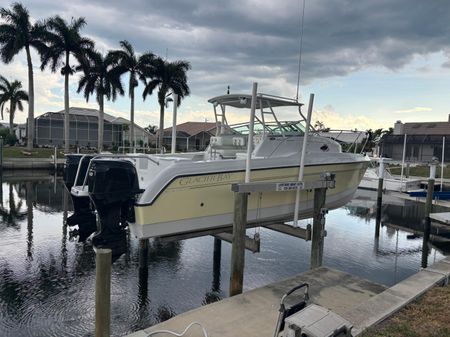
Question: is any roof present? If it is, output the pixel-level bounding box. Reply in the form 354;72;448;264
37;107;150;134
163;121;216;137
402;122;450;135
208;93;303;109
381;134;450;145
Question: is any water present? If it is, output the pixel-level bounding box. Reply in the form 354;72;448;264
0;173;447;337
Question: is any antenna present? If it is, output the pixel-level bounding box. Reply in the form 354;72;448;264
295;0;306;101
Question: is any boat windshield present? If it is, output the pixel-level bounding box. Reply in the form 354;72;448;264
230;120;305;136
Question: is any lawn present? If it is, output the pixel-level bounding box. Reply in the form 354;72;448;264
388;165;450;179
360;285;450;337
1;146;63;158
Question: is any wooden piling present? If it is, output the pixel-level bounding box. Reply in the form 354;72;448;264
375;177;383;237
421;178;434;268
229;192;248;296
213;238;222;292
139;239;149;269
0;137;3;168
95;248;112;337
310;187;327;269
214;237;222;258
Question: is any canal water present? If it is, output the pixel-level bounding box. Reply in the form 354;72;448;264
0;173;448;337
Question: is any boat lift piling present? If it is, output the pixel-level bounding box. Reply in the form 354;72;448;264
421;159;437;268
94;247;112;337
229;172;336;296
375;158;385;237
440;136;445;192
400;134;407;186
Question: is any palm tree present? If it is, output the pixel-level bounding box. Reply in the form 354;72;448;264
141;57;191;150
40;16;94;152
0;3;47;149
0;75;28;133
109;40;155;152
77;51;124;152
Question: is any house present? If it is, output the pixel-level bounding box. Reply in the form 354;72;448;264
27;107;154;149
160;121;217;151
380;116;450;163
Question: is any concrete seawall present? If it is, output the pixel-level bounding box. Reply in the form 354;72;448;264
1;158;65;170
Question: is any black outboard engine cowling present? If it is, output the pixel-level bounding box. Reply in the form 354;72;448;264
88;159;141;245
64;154;96;227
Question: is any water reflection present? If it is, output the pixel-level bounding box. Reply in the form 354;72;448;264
0;184;27;230
0;174;448;337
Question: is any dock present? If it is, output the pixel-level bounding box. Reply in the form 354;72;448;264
126;257;450;337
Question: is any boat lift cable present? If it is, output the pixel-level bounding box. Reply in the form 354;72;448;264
295;0;306;101
146;321;208;337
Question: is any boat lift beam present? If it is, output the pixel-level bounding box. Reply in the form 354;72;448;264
229;172;336;296
213;231;260;253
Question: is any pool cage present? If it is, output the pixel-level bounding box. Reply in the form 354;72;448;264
34;109;152;150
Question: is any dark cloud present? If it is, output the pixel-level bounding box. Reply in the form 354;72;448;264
9;0;450;98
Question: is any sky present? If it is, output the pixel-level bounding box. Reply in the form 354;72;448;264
1;0;450;131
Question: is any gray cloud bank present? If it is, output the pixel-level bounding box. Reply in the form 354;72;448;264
7;0;450;98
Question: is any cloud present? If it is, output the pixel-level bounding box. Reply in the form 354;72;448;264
2;0;450;128
314;105;388;131
394;107;433;114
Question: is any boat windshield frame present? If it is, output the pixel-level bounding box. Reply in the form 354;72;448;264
207;93;307;137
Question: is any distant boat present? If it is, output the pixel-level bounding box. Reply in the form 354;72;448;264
359;159;422;192
408;190;450;200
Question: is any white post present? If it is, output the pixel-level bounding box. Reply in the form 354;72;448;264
379;157;385;179
441;136;445;192
293;93;314;227
171;93;178;154
400;134;407;186
245;83;258;183
430;161;437;179
54;146;57;171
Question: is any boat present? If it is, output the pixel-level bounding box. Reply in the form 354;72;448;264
65;92;370;240
359;159;422;192
408;190;450;200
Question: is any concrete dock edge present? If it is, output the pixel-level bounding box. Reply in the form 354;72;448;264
345;256;450;336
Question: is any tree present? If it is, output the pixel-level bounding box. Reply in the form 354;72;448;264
77;50;124;152
145;124;158;134
109;40;155;151
0;75;28;134
0;3;48;149
141;57;190;150
40;15;94;152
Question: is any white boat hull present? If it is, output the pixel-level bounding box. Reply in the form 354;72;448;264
130;161;367;238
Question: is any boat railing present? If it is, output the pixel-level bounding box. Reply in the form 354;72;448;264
73;154;160;191
317;129;368;154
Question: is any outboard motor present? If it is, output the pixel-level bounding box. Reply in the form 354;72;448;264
64;154;95;228
64;154;96;227
87;159;141;245
64;154;94;190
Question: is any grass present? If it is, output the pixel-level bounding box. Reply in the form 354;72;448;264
360;285;450;337
2;146;62;158
389;165;450;179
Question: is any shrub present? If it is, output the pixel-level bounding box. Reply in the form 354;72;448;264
5;133;17;146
